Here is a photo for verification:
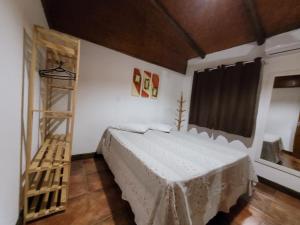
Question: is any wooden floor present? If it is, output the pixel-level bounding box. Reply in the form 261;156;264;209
29;157;300;225
280;151;300;171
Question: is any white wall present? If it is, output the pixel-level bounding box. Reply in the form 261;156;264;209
0;1;47;224
265;87;300;151
73;40;188;155
185;29;300;192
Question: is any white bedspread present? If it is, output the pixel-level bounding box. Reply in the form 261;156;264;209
99;129;256;225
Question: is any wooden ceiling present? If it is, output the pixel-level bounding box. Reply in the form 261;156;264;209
41;0;300;74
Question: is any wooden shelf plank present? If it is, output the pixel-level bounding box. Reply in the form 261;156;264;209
53;168;61;187
37;38;76;58
30;139;51;170
62;166;69;184
50;85;74;90
39;192;50;215
50;190;59;212
29;171;42;190
29;135;71;173
34;112;73;120
40;170;51;191
61;188;67;204
35;25;79;46
54;144;63;166
41;139;58;169
64;143;71;162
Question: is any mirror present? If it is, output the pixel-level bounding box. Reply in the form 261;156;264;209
260;75;300;172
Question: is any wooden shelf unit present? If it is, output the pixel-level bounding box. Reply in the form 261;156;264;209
23;26;80;223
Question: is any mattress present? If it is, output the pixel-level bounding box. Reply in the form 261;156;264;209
99;129;256;225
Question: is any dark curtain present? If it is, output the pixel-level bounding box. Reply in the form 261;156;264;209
189;58;261;137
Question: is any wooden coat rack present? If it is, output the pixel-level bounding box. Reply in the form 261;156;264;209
23;25;80;223
175;92;186;131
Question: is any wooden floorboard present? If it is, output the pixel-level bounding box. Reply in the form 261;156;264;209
28;157;300;225
280;151;300;172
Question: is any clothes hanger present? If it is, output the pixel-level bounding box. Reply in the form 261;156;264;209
39;61;76;80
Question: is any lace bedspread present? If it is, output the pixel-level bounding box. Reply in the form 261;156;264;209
98;129;256;225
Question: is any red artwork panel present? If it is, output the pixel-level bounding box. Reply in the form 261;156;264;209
151;73;159;99
141;71;152;98
131;68;142;96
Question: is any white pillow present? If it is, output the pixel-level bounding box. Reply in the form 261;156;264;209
149;123;172;133
111;123;149;133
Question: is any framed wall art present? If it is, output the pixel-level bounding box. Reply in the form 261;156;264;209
151;73;159;99
131;68;160;99
141;71;152;98
131;68;142;96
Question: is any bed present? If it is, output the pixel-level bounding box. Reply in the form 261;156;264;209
98;128;256;225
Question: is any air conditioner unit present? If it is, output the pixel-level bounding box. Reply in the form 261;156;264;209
265;30;300;56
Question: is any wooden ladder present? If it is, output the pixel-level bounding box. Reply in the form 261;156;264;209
23;25;80;223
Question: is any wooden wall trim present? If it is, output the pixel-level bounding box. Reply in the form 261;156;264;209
71;152;100;161
258;176;300;200
273;75;300;88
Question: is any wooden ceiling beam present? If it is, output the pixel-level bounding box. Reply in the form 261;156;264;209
152;0;206;58
243;0;265;45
